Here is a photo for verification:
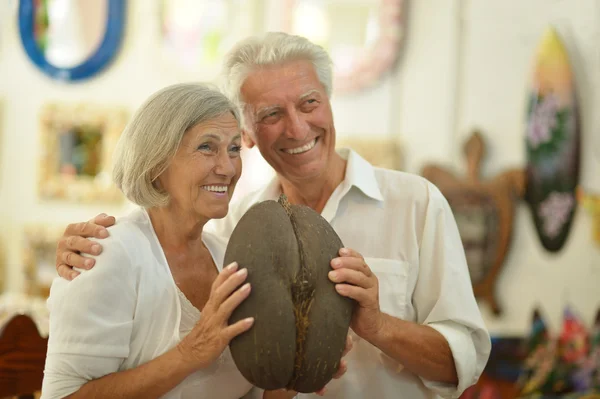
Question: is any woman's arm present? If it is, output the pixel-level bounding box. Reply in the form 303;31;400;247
59;348;195;399
44;227;253;399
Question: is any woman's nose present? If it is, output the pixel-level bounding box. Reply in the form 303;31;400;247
214;151;237;178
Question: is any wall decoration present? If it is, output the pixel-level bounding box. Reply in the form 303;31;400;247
159;0;254;78
38;102;128;203
576;186;600;247
18;0;126;82
22;225;63;299
421;131;525;315
282;0;406;95
517;308;558;396
524;26;580;253
336;137;403;170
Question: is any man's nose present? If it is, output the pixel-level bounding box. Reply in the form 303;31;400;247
285;110;310;141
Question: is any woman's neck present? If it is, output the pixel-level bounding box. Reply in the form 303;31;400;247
147;206;208;253
279;154;347;214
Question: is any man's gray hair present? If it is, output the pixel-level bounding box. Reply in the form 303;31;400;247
112;83;240;208
219;32;333;129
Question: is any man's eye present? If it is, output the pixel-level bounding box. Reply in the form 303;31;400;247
261;112;279;123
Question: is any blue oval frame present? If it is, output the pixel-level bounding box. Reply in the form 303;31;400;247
18;0;126;82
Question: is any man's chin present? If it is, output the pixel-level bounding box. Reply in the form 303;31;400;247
278;159;326;181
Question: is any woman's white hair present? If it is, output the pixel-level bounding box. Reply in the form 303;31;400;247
113;83;240;208
219;32;333;129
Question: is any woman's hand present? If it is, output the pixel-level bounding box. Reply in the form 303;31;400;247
177;262;254;370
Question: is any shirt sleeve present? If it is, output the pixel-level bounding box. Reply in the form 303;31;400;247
413;182;492;398
41;235;137;399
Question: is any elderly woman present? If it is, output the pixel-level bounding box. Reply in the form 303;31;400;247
41;83;306;399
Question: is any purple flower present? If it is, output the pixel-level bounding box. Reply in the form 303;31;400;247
538;191;575;238
527;94;560;149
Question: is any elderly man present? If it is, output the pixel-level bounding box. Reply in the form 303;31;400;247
55;32;490;398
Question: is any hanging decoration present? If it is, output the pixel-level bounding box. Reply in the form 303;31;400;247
524;26;581;253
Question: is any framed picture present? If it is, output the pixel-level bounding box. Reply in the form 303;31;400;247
38;102;128;203
23;225;63;298
336;137;403;170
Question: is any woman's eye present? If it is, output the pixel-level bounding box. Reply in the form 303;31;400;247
229;145;242;153
197;143;212;151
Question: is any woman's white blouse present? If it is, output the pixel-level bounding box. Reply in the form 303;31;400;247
40;207;253;399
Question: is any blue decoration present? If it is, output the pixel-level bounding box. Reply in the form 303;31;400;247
18;0;126;82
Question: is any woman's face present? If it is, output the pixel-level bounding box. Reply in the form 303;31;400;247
157;112;242;221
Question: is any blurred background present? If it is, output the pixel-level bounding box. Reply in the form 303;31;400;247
0;0;599;398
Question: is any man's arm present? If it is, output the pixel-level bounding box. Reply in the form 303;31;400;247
329;183;491;396
55;213;116;279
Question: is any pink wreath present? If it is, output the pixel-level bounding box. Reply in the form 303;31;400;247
284;0;405;95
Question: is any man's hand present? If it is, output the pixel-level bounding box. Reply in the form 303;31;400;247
55;213;116;280
329;248;385;343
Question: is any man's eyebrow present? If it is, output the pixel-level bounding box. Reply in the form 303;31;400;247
299;89;320;101
256;105;280;116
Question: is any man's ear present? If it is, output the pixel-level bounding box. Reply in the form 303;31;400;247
242;129;255;149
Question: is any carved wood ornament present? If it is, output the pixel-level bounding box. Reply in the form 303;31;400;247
421;131;525;315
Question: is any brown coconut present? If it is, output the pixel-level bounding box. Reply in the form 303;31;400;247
224;194;354;393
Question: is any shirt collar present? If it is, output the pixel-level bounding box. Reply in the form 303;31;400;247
338;148;384;202
255;147;384;203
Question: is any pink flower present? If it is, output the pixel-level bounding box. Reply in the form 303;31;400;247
538;191;575;238
527;94;560;149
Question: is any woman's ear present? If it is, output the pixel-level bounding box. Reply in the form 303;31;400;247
242;129;255;149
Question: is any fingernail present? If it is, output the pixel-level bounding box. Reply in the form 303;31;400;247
225;262;238;272
91;244;101;254
70;271;79;279
236;268;247;277
99;213;107;218
240;282;251;292
84;259;94;268
335;284;346;294
331;259;341;268
328;271;338;281
340;248;350;255
244;317;254;325
98;229;108;238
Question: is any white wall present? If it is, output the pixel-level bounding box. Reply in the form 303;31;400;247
397;0;600;335
0;0;598;336
0;0;398;292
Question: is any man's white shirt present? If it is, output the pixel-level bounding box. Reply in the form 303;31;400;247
208;148;491;399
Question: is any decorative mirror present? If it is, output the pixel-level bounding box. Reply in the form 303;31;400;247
159;0;254;78
421;131;525;315
18;0;126;82
38;102;128;203
282;0;406;95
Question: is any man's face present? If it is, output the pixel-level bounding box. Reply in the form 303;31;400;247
240;60;336;183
